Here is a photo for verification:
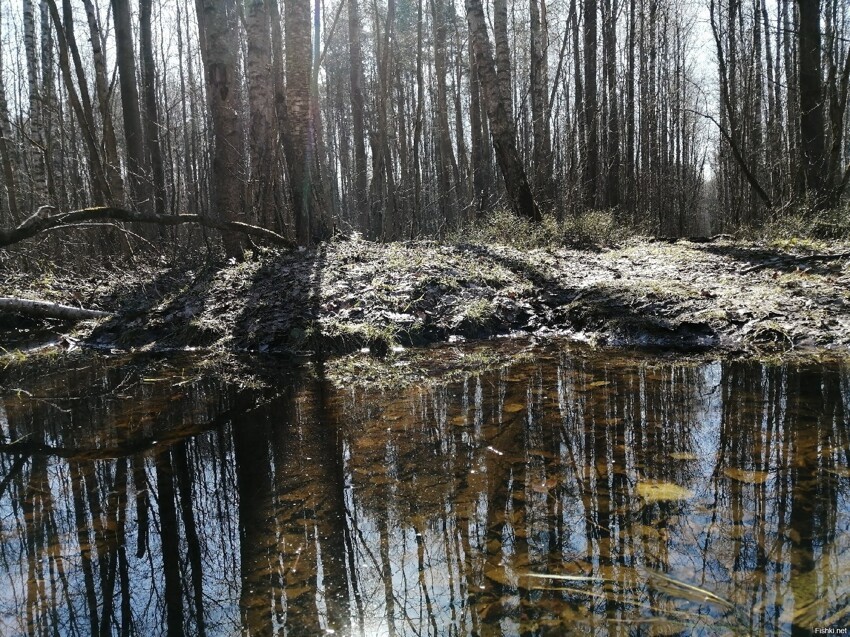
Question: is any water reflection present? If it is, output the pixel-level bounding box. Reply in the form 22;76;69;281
0;347;849;636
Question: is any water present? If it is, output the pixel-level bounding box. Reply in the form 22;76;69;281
0;343;849;636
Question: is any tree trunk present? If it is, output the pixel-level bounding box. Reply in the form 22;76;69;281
269;0;288;231
112;0;148;209
0;8;19;223
284;0;317;245
647;0;659;225
139;0;166;215
309;0;331;240
466;0;540;221
24;0;47;205
348;0;369;233
572;0;586;208
751;0;764;218
625;0;636;219
602;0;620;208
583;0;599;209
823;0;850;206
468;27;488;216
453;36;469;213
245;0;278;229
40;0;58;204
56;0;102;198
432;0;458;228
762;0;781;201
530;0;553;204
376;0;398;240
797;0;826;208
412;0;425;234
783;0;801;195
493;0;513;123
198;0;247;257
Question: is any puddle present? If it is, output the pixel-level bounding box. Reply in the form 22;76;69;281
0;344;848;635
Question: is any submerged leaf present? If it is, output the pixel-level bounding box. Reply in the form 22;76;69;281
502;402;526;413
722;467;770;484
637;480;693;502
669;452;700;461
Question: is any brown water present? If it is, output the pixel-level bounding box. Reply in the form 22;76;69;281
0;344;849;636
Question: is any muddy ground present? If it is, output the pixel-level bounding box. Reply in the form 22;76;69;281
3;237;850;367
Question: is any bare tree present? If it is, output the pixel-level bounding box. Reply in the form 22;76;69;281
81;0;124;202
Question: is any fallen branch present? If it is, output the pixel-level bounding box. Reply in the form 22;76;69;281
0;206;295;249
0;297;112;320
740;251;850;274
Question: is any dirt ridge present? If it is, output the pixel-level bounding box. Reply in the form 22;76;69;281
3;238;850;357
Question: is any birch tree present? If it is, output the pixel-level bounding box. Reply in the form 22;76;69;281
466;0;540;221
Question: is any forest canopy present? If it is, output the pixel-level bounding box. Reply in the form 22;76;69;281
0;0;848;257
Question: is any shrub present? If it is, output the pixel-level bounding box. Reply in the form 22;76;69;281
562;209;624;246
453;208;625;248
757;203;850;242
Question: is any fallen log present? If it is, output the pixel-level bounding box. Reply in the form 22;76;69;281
0;297;112;320
0;206;295;249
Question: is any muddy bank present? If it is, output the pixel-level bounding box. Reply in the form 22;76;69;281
3;237;850;360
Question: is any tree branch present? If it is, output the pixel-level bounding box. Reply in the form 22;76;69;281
0;207;296;249
687;109;773;209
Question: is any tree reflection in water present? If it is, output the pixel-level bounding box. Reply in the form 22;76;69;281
0;346;848;635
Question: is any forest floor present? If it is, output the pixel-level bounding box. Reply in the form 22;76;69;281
3;236;850;383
